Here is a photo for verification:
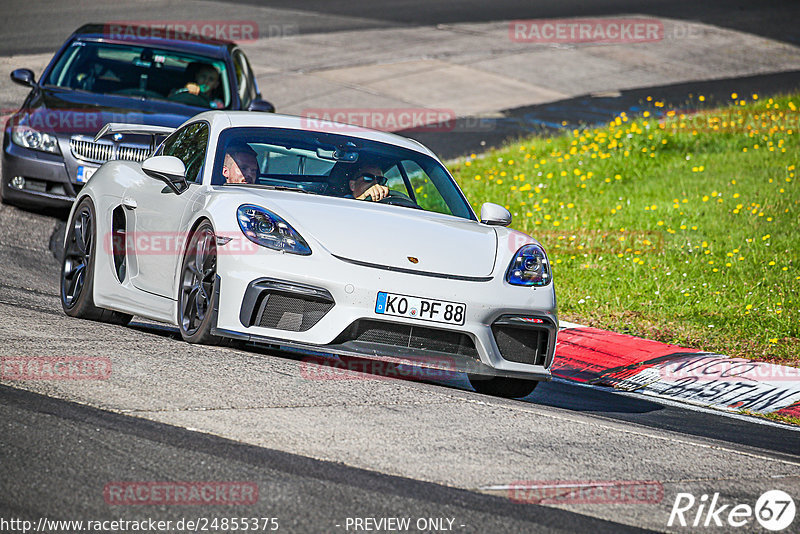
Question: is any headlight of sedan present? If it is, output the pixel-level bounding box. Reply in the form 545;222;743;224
11;125;61;154
237;204;311;255
506;244;551;286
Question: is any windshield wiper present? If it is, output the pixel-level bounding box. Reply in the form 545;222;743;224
224;184;320;194
266;185;318;194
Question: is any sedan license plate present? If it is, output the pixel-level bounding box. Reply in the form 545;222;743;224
375;291;466;326
76;165;97;183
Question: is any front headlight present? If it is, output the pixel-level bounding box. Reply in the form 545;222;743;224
11;125;61;154
506;244;551;286
237;204;311;255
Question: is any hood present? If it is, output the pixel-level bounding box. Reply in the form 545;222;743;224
10;87;198;135
241;190;497;278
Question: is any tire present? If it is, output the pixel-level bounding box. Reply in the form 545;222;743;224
468;375;539;399
61;197;133;325
177;220;224;345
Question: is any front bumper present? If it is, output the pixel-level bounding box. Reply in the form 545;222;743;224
213;245;557;380
1;140;75;209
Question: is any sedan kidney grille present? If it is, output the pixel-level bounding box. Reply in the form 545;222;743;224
116;145;151;162
70;138;150;164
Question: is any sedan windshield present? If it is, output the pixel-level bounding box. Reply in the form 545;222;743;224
212;127;476;221
44;40;231;109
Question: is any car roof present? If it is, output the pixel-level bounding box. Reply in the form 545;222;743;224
194;111;439;158
71;23;234;58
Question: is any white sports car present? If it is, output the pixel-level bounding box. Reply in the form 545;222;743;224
61;112;557;398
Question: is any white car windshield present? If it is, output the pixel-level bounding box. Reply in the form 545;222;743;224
212;127;476;221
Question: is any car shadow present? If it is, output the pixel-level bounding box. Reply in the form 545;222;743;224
127;319;663;415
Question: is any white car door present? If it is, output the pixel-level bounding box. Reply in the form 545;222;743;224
126;122;210;298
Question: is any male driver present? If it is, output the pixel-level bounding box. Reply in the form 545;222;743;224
348;164;389;201
222;143;259;184
181;64;224;108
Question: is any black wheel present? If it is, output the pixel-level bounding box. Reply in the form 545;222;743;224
178;221;224;344
468;375;539;399
61;198;133;325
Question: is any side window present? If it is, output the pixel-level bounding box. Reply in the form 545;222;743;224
160;122;209;183
401;160;452;216
233;50;256;108
383;164;410;196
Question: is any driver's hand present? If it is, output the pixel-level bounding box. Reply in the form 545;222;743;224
185;83;201;95
357;184;389;201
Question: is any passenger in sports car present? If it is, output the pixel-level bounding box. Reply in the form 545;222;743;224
348;164;390;201
221;143;259;184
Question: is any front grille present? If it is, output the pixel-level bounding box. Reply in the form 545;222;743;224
70;137;150;164
116;145;151;162
491;325;548;366
257;293;334;332
344;319;478;358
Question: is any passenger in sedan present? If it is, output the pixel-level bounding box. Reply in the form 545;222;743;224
222;143;259;184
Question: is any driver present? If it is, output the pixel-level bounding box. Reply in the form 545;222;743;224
222;143;259;184
348;164;390;202
178;64;223;108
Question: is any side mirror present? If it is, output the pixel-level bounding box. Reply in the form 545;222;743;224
142;155;189;194
10;68;36;88
247;99;275;113
480;202;512;226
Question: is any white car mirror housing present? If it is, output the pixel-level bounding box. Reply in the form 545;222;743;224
142;155;189;194
480;202;512;226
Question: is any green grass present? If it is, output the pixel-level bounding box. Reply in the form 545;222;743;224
451;93;799;365
742;409;800;427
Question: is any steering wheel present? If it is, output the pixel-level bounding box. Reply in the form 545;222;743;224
114;88;163;99
366;190;422;209
167;90;212;107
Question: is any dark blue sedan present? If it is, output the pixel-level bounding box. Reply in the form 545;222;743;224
2;23;274;209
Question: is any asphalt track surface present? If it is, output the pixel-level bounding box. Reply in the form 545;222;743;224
1;1;800;532
1;194;799;531
2;0;800;55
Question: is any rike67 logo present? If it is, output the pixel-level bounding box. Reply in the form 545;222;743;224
668;490;795;531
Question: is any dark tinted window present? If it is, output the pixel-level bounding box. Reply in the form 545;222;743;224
160;122;209;183
44;40;231;109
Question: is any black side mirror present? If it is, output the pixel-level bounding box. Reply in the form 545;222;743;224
10;68;36;88
142;156;190;194
247;99;275;113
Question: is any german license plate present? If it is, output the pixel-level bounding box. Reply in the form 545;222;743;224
76;165;97;183
375;291;466;326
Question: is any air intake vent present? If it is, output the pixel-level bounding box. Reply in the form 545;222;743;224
343;319;478;358
491;325;549;366
256;293;334;332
